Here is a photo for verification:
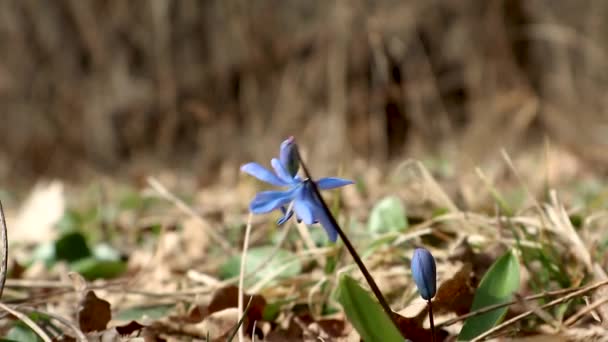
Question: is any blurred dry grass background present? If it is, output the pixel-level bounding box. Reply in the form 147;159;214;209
1;0;608;186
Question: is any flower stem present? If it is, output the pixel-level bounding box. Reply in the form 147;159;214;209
428;299;436;342
295;148;400;330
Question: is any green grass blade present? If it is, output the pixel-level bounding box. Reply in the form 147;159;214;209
226;296;253;342
335;274;403;342
458;249;520;341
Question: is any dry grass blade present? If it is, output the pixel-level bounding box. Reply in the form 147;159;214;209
238;212;253;342
436;282;606;328
471;279;608;341
565;296;608;327
0;302;52;342
514;293;559;330
544;190;593;272
0;200;7;299
147;176;235;255
229;296;254;342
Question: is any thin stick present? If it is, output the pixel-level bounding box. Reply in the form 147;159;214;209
564;296;608;327
147;177;235;254
0;302;52;342
471;279;608;341
0;200;8;299
428;300;436;342
436;279;608;328
23;308;87;342
295;147;399;330
237;212;253;342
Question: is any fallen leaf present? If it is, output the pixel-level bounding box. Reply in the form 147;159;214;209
78;290;112;333
199;307;240;340
265;317;304;341
433;262;476;315
183;285;267;337
310;319;349;339
391;312;449;342
204;286;266;323
115;321;145;335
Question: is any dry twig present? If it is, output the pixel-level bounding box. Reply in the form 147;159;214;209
0;302;52;342
471;279;608;341
0;200;7;299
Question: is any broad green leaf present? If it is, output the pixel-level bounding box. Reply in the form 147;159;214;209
368;196;408;234
55;231;92;262
93;243;122;261
6;325;41;342
335;275;403;342
219;246;301;285
458;249;520;341
30;242;56;267
5;313;53;342
115;304;175;321
55;210;83;233
70;257;127;280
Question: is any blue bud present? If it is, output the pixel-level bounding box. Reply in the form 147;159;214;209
411;247;437;300
279;136;299;177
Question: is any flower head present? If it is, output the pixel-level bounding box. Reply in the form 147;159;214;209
411;247;437;300
241;137;353;242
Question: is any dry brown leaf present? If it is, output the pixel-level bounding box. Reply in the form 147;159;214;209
433;262;475;315
391;311;449;342
78;290;112;333
179;285;266;337
265;316;304;341
199;307;240;340
115;321;146;336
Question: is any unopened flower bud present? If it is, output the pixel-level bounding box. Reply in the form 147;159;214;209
280;136;299;177
411;247;437;300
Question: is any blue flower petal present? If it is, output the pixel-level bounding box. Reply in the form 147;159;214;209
294;199;315;224
241;163;288;187
249;187;298;214
411;248;437;300
277;206;294;225
316;177;354;190
271;158;295;184
315;206;339;242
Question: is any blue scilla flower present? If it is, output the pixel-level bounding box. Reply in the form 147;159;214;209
241;137;353;242
411;247;437;300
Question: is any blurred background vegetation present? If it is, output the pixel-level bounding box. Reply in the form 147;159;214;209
1;0;607;187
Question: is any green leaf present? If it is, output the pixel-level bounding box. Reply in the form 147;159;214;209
114;304;175;321
458;249;520;341
93;243;122;261
55;231;92;262
368;196;408;234
335;275;403;342
70;257;127;280
219;246;301;285
263;297;297;321
30;242;56;267
6;325;42;342
5;313;53;342
55;210;83;233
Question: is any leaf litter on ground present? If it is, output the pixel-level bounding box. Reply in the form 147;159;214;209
2;147;608;340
